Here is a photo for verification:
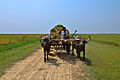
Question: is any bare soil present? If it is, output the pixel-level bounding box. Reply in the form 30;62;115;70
0;47;91;80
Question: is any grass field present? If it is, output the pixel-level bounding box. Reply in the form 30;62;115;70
80;34;120;47
0;34;46;76
0;34;47;45
79;34;120;80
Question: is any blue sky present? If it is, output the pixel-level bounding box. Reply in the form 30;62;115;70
0;0;120;34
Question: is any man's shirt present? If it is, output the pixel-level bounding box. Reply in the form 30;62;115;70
61;31;68;39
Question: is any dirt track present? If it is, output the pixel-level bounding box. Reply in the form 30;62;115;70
0;47;90;80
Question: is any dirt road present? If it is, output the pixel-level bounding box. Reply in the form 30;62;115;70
0;48;91;80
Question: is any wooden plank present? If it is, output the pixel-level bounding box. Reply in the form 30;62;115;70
51;39;81;42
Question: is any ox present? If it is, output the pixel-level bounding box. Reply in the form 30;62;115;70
40;36;51;62
72;36;91;61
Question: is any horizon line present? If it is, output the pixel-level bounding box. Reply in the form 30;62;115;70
0;32;120;34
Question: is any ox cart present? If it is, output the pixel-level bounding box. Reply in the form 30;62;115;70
51;39;81;54
40;36;91;62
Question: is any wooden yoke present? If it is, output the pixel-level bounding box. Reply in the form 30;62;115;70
51;39;82;42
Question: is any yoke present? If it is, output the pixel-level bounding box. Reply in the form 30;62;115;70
51;39;82;46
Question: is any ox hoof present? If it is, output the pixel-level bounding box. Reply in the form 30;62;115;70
44;60;46;62
83;58;85;61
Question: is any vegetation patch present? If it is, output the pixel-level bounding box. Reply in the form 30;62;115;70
79;34;120;47
85;41;120;80
0;36;41;77
0;38;39;52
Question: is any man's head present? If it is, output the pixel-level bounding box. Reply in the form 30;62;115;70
63;27;66;31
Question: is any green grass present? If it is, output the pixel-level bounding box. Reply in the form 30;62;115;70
80;34;120;47
0;38;39;52
83;35;120;80
0;38;41;77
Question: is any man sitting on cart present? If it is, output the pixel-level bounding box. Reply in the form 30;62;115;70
61;27;70;50
61;27;69;39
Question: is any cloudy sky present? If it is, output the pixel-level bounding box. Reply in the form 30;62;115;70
0;0;120;34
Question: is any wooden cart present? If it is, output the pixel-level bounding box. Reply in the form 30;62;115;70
51;39;81;54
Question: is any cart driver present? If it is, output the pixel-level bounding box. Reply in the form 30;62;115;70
61;27;69;39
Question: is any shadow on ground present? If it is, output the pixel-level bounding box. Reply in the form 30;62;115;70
47;58;62;67
85;58;92;66
80;57;92;66
55;52;77;65
47;46;92;67
49;53;56;57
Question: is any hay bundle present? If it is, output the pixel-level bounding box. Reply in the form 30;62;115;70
50;25;69;39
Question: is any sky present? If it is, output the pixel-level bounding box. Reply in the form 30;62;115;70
0;0;120;34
